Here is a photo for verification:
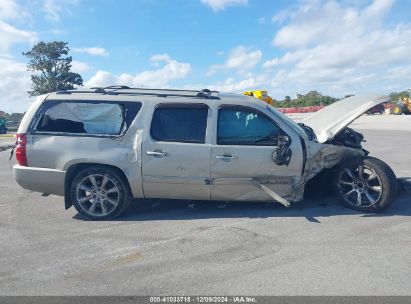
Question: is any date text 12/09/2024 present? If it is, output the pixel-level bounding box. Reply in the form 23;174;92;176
150;296;257;303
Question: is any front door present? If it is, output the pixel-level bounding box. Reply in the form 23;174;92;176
142;103;211;200
211;105;304;201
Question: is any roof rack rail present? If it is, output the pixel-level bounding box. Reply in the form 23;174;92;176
56;88;109;94
90;87;106;93
103;85;130;90
114;87;219;93
57;86;220;99
197;89;212;98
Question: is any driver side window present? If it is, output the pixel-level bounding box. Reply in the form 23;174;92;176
217;106;281;145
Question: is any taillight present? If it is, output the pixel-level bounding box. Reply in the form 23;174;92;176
15;133;27;166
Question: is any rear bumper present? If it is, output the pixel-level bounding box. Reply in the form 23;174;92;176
13;165;66;196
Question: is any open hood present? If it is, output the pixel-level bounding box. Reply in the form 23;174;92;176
302;94;389;143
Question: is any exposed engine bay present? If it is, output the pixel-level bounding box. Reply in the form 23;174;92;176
328;127;365;150
299;122;366;150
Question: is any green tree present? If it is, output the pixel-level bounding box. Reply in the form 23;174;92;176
3;112;25;129
389;91;409;102
23;41;83;96
275;91;338;108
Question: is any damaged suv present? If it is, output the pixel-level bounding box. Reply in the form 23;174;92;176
13;87;397;220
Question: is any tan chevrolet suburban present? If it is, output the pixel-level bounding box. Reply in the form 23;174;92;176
13;87;397;220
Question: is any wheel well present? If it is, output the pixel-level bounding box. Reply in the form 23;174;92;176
64;163;131;210
303;168;335;199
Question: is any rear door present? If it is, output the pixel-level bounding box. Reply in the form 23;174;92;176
141;103;211;200
211;105;304;201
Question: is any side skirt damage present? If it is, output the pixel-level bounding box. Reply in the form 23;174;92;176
251;179;291;207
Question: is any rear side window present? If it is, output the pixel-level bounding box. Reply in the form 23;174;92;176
36;101;141;136
150;104;208;143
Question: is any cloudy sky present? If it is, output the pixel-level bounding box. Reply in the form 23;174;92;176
1;0;411;112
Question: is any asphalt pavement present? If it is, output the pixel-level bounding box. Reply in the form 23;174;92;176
0;115;410;295
0;136;14;152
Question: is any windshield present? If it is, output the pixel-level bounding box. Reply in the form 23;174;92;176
266;103;308;140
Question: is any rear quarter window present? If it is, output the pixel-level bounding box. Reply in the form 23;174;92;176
34;100;141;136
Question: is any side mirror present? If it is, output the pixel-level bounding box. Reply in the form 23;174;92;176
272;135;292;166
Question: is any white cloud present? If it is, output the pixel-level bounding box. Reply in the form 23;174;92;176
272;0;395;49
365;0;394;17
150;53;172;67
208;46;262;76
0;57;32;112
261;0;411;98
71;60;91;73
271;4;303;25
73;47;108;56
43;0;79;22
0;0;38;112
0;0;37;52
85;54;191;88
0;0;21;20
150;53;171;62
208;75;268;92
263;49;306;69
201;0;248;12
43;0;61;22
0;21;37;52
84;71;117;87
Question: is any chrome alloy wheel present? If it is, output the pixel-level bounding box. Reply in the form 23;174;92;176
76;174;120;217
337;165;383;208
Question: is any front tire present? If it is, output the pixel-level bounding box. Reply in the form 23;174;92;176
70;166;131;220
334;157;397;212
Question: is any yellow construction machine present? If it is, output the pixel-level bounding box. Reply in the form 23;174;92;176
243;90;273;105
393;89;411;115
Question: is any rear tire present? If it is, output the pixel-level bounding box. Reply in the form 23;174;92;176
70;166;131;220
333;157;397;212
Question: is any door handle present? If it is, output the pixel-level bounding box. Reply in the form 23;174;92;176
146;150;169;157
215;154;235;161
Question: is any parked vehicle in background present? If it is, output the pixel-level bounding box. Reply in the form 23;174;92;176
393;89;411;115
13;87;397;220
366;103;385;115
0;117;8;134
